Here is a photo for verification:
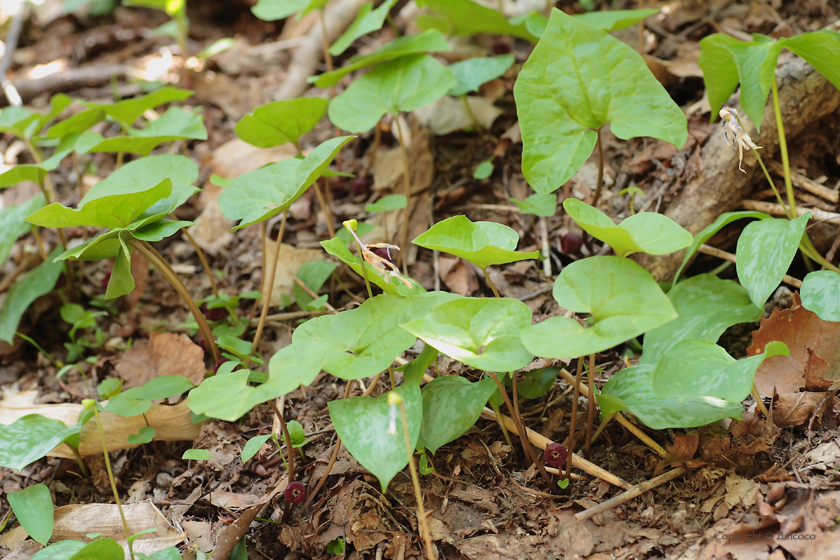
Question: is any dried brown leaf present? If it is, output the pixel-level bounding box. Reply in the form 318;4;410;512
115;332;206;388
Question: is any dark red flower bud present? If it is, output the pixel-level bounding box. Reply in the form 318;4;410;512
492;42;512;55
560;233;583;255
202;305;225;322
100;272;111;289
213;358;228;373
284;481;307;504
351;177;372;196
543;442;567;468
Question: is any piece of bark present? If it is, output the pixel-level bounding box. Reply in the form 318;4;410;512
271;0;368;101
639;58;840;281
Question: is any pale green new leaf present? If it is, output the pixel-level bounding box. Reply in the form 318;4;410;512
509;193;555;217
447;55;515;96
329;55;455;133
698;34;741;123
105;231;134;299
521;256;676;358
329;383;421;491
104;375;195;417
76;107;207;156
310;29;451;88
402;298;533;372
330;0;398;56
724;35;783;132
365;194;407;213
514;9;687;193
564;198;692;257
736;214;809;309
46;108;106;139
412;215;539;270
235;98;328;148
416;0;535;40
785;30;840;91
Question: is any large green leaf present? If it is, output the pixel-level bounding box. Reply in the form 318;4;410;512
0;414;76;471
82;154;199;219
46;108;106;139
83;86;193;127
290;292;457;380
320;237;425;296
0;164;48;189
310;29;451;88
447;55;515;96
252;0;329;20
0;195;45;264
32;537;125;560
514;9;687;194
329;383;421;491
76;107;207;156
736;214;809;309
801;270;840;322
26;179;172;229
697;34;741;123
601;363;747;429
0;247;64;343
7;483;53;545
235;98;328;148
672;210;770;287
401;298;533;372
329;55;455;133
412;215;539;270
526;9;660;38
416;0;534;40
642;274;762;366
653;340;788;403
420;376;497;453
219;136;353;230
785;30;840;91
564;198;692;257
723;35;783;132
521;256;676;359
330;0;398;56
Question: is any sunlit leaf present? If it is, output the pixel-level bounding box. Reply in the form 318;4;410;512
83;86;192;127
235;98;328;148
76;107;206;156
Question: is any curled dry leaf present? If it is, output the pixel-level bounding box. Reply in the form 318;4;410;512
116;332;206;388
438;256;478;296
654;433;704;476
187;182;234;256
749;295;840;397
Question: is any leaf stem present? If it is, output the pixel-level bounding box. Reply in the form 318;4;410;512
564;357;584;481
751;384;771;420
312;179;336;239
268;399;297;523
130;240;220;362
396;398;436;560
252;210;289;355
394;115;412;275
481;267;500;298
591;129;604;208
90;402;134;560
585;353;595;460
460;95;483;133
489;399;514;450
770;78;795;216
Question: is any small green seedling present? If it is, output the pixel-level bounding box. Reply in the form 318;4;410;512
293;260;337;310
60;303;108;362
326;537;345;555
515;9;686;195
473;160;493;180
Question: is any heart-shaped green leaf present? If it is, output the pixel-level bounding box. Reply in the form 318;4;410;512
601;363;747;429
514;9;687;194
183;449;214;460
653;339;788;403
721;35;783;132
0;195;45;264
447;55;515;96
321;237;425;296
785;31;840;91
412;215;539;270
642;274;762;366
736;213;810;309
365;194;407;213
0;414;77;472
235;98;328;148
564;198;692;257
105;375;195;417
311;29;451;88
291;292;458;380
329;55;455;133
330;0;398;56
252;0;329;20
801;270;840;321
127;426;155;445
521;256;676;359
27;179;172;229
416;0;535;40
83;86;193;127
220;136;353;230
7;484;53;545
241;434;273;463
525;8;659;38
672;210;770;287
76;107;207;156
329;383;422;491
419;376;496;453
509;194;556;217
187;370;275;422
0;248;64;344
401;298;533;372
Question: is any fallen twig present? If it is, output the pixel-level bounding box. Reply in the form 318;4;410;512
740;199;840;224
767;159;839;203
574;467;687;521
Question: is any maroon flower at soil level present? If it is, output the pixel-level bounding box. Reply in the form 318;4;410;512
201;304;226;322
543;443;567;468
285;481;307;504
560;233;583;255
100;271;111;289
213;358;228;373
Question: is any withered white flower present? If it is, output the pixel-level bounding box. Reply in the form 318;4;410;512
720;106;762;173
